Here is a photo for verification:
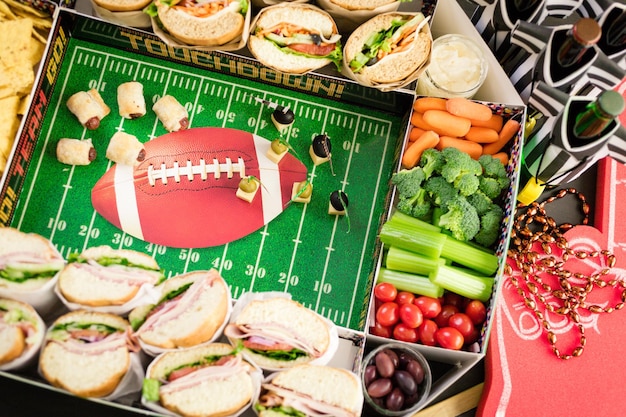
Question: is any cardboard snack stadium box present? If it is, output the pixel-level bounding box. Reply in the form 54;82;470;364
0;0;525;415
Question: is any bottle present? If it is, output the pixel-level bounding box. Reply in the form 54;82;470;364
573;90;625;140
556;18;601;68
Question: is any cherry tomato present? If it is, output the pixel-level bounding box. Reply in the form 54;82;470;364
436;327;464;350
395;291;415;305
376;302;400;327
464;326;480;345
370;321;393;339
465;300;487;326
399;303;423;329
413;296;442;319
434;304;459;328
444;292;465;309
393;323;419;343
374;282;398;303
448;313;474;339
417;319;438;346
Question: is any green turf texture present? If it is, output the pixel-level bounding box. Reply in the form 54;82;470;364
11;38;405;331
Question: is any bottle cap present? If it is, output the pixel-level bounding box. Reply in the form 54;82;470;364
598;90;625;118
572;18;602;46
517;177;545;206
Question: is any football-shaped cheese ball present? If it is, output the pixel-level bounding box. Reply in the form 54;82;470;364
91;127;308;248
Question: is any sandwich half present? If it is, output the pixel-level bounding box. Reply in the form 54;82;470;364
255;364;364;417
39;310;133;397
92;0;152;12
0;228;65;293
130;269;230;350
343;12;431;83
224;297;332;370
143;343;260;417
57;245;164;307
0;298;45;370
248;3;342;74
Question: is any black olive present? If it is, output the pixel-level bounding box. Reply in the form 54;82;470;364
366;56;379;66
310;34;322;45
272;108;295;125
312;134;331;157
330;190;349;211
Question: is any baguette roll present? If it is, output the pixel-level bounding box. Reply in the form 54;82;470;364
248;3;343;74
343;12;432;90
0;298;45;371
117;81;146;119
56;246;164;312
93;0;151;12
56;138;97;166
147;0;248;47
317;0;401;33
39;311;136;398
66;89;110;130
130;270;231;354
255;364;364;417
224;296;337;371
142;343;262;417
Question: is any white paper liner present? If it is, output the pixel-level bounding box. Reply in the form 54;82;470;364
340;12;433;92
226;291;339;372
150;5;252;52
0;300;46;372
136;273;233;357
90;1;152;28
252;364;364;416
54;278;162;317
0;275;63;320
316;0;402;34
141;347;264;417
250;0;310;10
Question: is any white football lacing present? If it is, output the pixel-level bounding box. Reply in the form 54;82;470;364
146;157;246;186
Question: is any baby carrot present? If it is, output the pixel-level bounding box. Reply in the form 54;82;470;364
446;97;492;122
408;126;426;142
413;97;448;113
410;112;436;131
492;152;509;165
402;130;440;169
436;136;482;160
423;109;472;137
464;126;499;143
482;118;521;155
470;113;503;132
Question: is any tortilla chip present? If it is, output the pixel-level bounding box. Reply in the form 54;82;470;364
0;95;20;159
29;36;45;66
0;18;35;99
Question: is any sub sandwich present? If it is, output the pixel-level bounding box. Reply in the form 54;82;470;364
224;297;333;370
248;3;343;74
343;12;431;84
57;245;164;308
145;0;249;46
92;0;152;11
255;364;364;417
0;298;45;371
0;228;65;293
129;269;230;351
39;311;137;398
142;343;261;417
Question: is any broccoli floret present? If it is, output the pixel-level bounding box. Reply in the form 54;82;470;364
396;189;432;219
474;203;505;248
439;147;483;184
424;176;459;209
419;148;445;178
391;166;427;197
478;154;511;198
467;191;492;215
454;173;480;196
436;196;480;242
479;176;505;199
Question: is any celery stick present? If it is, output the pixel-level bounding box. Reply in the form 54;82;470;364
379;222;446;259
385;246;445;276
387;211;441;233
378;268;444;298
429;264;494;302
440;234;499;275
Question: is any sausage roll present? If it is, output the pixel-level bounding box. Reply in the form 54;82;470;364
56;138;97;166
66;89;110;130
152;95;189;132
106;132;145;166
117;81;146;119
